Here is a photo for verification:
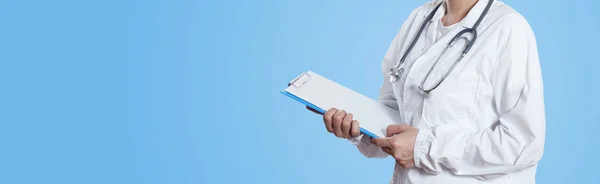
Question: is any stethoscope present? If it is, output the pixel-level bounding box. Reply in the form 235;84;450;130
387;0;493;93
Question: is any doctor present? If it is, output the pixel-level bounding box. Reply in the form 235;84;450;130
313;0;546;183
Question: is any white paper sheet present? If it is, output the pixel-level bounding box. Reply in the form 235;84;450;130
283;71;401;138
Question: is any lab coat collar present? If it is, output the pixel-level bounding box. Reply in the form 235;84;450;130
460;0;492;29
427;0;493;29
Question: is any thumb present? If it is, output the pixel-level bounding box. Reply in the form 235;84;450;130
386;124;410;137
371;137;393;147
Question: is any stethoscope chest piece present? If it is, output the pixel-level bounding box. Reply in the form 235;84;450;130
388;67;404;83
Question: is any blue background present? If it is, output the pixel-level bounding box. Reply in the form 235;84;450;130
0;0;598;183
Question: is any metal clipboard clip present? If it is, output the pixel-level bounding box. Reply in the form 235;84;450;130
287;72;312;89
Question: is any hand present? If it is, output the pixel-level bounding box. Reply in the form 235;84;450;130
371;124;419;169
319;108;362;138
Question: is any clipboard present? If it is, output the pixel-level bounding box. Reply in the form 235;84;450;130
281;71;402;138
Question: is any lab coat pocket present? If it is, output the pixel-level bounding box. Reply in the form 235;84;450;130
420;69;480;128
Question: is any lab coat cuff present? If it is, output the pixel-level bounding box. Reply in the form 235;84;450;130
414;128;433;169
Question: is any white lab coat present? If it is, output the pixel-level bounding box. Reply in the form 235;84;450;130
351;0;546;183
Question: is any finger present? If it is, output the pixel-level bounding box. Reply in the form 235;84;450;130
399;157;414;162
341;113;353;138
400;161;414;169
381;147;393;155
386;124;411;137
398;159;407;165
393;151;413;161
332;110;347;137
393;152;405;161
350;120;361;137
406;162;415;168
306;106;323;115
323;108;338;133
371;138;392;147
398;154;413;161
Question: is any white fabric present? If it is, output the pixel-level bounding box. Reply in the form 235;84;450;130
436;20;456;42
351;0;546;183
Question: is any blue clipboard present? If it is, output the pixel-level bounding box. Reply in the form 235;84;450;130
280;91;379;138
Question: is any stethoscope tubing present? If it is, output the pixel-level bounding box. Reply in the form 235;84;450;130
389;0;494;93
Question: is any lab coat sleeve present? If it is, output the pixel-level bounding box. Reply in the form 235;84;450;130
412;14;546;179
350;7;423;158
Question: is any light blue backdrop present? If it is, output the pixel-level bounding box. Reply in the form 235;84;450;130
0;0;598;183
